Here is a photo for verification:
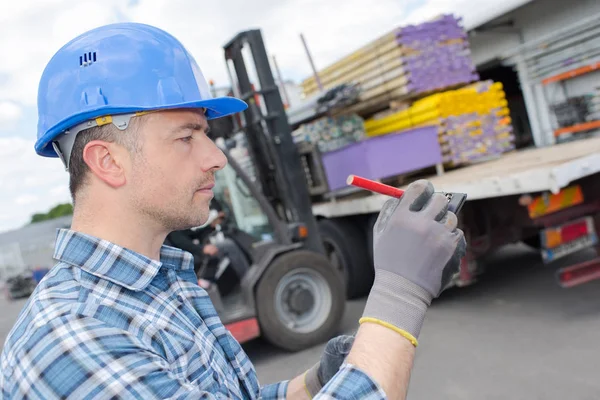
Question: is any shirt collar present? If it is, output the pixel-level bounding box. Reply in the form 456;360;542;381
53;229;195;291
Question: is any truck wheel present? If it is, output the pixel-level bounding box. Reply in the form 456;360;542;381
318;218;373;299
255;250;345;352
522;235;542;250
366;214;377;265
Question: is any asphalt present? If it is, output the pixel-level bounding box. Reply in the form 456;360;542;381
246;244;600;400
2;244;600;399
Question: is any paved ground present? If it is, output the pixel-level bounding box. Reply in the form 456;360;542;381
2;244;600;399
245;244;600;400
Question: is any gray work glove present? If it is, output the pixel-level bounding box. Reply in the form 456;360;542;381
304;335;355;396
361;179;466;345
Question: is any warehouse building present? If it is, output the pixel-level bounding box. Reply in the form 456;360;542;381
467;0;600;149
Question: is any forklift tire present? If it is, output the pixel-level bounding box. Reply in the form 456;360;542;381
255;249;345;352
318;218;373;299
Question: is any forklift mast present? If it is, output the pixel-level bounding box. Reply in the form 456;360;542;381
223;29;325;255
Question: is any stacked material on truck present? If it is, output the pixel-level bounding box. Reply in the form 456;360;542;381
440;112;514;166
287;83;362;127
320;125;442;192
398;14;479;94
292;114;367;153
586;88;600;121
551;95;595;128
363;80;515;166
300;14;479;118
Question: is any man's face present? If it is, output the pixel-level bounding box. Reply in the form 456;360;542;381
126;109;227;232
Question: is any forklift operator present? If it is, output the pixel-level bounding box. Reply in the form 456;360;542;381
1;23;466;400
166;199;251;284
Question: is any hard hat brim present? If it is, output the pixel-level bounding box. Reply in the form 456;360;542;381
35;96;248;158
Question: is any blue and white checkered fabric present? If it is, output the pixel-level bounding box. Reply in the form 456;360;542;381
1;229;386;399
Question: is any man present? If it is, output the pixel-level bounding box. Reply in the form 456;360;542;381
1;22;465;399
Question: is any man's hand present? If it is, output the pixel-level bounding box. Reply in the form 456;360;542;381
285;335;355;399
203;244;219;256
303;335;355;396
361;179;466;343
286;180;466;400
345;179;466;399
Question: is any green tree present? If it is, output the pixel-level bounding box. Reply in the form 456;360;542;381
30;203;73;224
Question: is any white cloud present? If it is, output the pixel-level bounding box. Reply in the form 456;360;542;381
0;137;71;232
125;0;423;88
50;185;70;198
0;0;526;105
0;0;526;233
0;0;129;105
0;102;23;130
14;194;39;206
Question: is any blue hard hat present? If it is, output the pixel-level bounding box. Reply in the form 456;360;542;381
35;22;247;159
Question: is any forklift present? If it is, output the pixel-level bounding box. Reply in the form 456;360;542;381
194;29;347;352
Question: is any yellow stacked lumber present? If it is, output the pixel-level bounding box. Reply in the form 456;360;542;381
363;80;516;166
364;108;412;137
364;81;508;136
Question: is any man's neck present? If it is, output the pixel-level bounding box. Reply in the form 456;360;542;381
70;201;167;261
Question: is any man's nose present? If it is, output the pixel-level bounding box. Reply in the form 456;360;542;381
200;139;228;172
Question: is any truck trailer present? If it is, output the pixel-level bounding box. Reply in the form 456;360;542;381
192;23;600;351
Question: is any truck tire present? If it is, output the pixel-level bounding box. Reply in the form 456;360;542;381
255;249;345;352
318;218;374;299
366;214;377;265
522;235;542;250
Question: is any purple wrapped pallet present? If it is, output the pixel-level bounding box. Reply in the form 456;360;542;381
321;126;443;191
391;14;479;96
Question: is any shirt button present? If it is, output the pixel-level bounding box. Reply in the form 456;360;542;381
213;371;219;380
177;294;184;303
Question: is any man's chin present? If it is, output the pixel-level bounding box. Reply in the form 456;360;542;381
163;215;208;233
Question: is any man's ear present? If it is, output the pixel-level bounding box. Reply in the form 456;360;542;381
82;140;128;188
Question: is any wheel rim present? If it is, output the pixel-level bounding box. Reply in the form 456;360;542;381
273;267;333;334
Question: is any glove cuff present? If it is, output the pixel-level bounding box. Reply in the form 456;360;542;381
303;362;323;398
361;269;433;344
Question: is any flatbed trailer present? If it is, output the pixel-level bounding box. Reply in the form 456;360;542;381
197;27;600;347
308;136;600;294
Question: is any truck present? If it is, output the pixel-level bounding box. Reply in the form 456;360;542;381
214;25;600;298
191;17;600;351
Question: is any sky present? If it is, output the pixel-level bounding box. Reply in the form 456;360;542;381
0;0;530;233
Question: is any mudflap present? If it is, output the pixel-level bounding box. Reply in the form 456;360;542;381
455;255;478;287
225;318;261;344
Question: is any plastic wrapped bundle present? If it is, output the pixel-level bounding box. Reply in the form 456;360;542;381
292;114;367;153
363;80;516;166
397;15;479;95
364;81;508;134
586;88;600;121
440;111;515;166
300;14;479;117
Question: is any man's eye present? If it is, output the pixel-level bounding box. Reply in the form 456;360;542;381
181;136;193;142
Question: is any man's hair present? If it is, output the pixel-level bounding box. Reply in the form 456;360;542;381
68;119;142;202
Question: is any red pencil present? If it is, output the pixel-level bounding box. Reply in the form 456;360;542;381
346;175;405;198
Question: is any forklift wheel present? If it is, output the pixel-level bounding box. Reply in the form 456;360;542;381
255;250;345;352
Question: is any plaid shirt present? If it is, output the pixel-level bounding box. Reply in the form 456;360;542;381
1;229;386;399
